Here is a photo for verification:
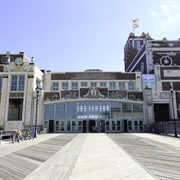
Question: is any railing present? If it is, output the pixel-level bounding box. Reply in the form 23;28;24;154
152;121;180;136
0;130;14;145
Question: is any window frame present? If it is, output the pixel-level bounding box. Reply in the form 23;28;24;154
52;82;59;91
81;82;88;87
128;81;135;90
62;82;68;90
11;75;25;91
100;82;106;87
119;82;125;90
90;82;97;87
109;82;116;90
71;82;78;90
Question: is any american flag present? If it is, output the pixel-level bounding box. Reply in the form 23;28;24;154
133;18;139;28
133;18;139;23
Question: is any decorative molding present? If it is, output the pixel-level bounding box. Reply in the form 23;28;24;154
51;94;59;101
83;87;105;98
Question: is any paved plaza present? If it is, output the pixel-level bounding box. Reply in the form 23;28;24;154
0;133;180;180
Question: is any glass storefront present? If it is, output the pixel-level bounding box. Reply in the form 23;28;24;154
44;100;144;133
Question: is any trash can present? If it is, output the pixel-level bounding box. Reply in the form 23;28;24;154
152;128;155;133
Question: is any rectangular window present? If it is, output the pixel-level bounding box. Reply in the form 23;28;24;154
67;102;76;119
0;76;2;91
18;76;25;91
128;82;135;90
62;82;68;89
52;82;59;91
133;104;143;117
100;82;106;87
90;82;97;87
72;82;78;90
119;82;125;90
55;104;65;119
81;82;88;87
136;40;141;51
44;104;54;119
11;75;25;91
109;82;116;89
122;103;132;117
8;98;23;120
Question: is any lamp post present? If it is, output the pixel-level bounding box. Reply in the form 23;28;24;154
170;86;178;137
34;85;42;138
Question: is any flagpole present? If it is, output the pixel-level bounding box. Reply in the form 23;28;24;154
133;20;134;35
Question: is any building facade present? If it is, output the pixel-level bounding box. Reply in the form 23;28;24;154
0;32;180;133
0;51;44;130
124;33;180;124
43;70;144;133
0;52;147;133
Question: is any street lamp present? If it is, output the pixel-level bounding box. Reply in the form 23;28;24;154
170;86;178;137
34;85;42;138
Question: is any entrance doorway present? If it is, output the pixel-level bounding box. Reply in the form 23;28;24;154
83;120;87;133
99;120;105;132
49;120;54;133
123;119;128;132
154;104;169;121
89;120;97;132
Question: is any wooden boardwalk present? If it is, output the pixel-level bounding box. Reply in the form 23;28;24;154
0;133;180;180
0;134;78;180
107;134;180;180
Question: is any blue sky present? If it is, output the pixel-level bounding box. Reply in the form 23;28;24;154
0;0;180;72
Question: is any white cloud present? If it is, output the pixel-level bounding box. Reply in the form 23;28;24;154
163;26;167;31
172;3;177;8
150;12;158;17
150;1;180;32
166;16;173;24
161;4;169;13
177;13;180;17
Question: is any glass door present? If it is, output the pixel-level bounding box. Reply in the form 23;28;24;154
78;121;82;132
112;121;116;131
72;121;76;131
139;120;144;132
127;120;133;132
60;121;65;132
99;120;105;132
134;120;139;132
133;120;144;132
56;121;59;132
67;121;71;131
117;121;121;131
111;120;122;132
106;120;110;132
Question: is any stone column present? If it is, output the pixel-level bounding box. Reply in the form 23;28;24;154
23;75;35;128
143;88;154;132
0;75;10;129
